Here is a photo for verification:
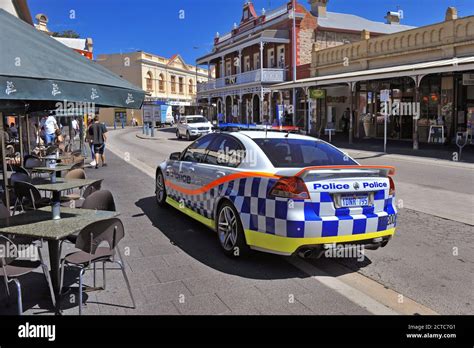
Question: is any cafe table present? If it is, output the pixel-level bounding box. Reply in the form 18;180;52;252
0;207;119;314
33;178;99;220
31;164;74;181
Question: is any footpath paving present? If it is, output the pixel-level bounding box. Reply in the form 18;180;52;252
2;150;377;315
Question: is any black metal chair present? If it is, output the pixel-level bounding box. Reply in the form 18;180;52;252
0;235;56;314
59;189;114;260
23;156;43;170
9;165;29;176
12;181;51;214
59;218;135;314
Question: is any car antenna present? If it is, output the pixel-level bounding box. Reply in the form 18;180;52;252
265;122;268;138
285;130;290;138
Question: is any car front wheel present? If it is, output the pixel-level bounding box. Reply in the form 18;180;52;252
155;170;167;207
186;131;191;141
216;201;250;258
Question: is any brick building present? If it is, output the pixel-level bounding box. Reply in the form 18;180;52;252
196;0;412;125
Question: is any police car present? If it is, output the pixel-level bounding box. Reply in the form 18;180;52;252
155;131;397;258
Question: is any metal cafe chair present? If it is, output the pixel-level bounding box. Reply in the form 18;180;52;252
0;235;56;315
12;181;51;214
61;169;87;201
59;188;113;261
59;218;135;315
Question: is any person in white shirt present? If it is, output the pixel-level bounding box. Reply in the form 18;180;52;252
71;117;79;138
44;115;58;145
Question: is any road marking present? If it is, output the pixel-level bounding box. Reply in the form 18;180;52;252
289;257;438;315
108;130;439;316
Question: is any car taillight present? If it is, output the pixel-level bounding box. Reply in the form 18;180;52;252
269;177;310;200
388;176;395;196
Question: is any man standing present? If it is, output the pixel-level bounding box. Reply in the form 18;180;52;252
44;114;58;145
71;117;79;138
88;116;108;169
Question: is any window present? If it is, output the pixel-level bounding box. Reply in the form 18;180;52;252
267;48;275;68
253;53;260;70
205;135;245;168
181;134;216;163
225;59;232;76
277;45;285;68
179;77;184;94
189;79;193;94
170;76;176;93
146;71;153;92
244;56;250;72
252;138;357;168
159;74;165;92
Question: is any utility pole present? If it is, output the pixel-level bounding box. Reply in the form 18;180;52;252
292;0;297;126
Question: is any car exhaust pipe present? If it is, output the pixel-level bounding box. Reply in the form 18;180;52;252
298;248;314;258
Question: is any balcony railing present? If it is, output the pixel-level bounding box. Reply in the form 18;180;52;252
197;68;286;93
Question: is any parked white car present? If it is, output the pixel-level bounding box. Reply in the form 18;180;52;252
176;115;213;140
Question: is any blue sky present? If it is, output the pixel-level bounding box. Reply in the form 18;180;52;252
28;0;474;64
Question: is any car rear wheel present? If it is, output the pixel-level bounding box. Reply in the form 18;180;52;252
216;201;250;258
155;170;167;207
176;129;181;139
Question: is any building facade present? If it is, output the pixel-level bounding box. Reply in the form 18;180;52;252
196;0;412;126
96;51;210;126
275;6;474;148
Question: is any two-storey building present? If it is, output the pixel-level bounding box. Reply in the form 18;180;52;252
97;51;210;126
196;0;413;125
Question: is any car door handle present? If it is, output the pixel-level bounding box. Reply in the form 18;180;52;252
216;171;226;178
189;167;195;172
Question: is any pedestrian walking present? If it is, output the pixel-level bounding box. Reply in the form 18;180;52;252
88;116;108;169
44;114;59;145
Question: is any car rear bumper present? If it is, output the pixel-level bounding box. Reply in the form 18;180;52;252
244;228;396;256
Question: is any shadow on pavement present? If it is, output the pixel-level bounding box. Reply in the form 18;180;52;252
135;196;372;281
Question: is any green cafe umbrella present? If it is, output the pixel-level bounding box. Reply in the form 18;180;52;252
0;9;145;208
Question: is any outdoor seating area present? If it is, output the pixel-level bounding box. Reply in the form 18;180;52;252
0;8;144;315
0;149;135;315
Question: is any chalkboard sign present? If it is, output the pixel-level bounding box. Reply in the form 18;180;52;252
428;125;445;144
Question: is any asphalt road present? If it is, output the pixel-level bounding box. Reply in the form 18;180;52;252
105;127;474;314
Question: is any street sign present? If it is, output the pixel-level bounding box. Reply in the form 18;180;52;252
309;89;325;99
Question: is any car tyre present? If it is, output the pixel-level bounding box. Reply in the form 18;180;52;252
155;170;167;207
216;201;250;258
186;131;191;141
176;129;181;139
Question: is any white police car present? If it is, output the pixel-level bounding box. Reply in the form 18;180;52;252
156;131;397;258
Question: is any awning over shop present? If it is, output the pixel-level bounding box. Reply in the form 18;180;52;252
0;9;145;111
272;56;474;90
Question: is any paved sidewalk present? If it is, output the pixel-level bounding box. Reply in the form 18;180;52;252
1;150;374;315
323;133;474;163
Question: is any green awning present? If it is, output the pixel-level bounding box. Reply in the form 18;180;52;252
0;9;145;111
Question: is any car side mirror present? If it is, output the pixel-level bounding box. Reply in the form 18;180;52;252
170;152;181;161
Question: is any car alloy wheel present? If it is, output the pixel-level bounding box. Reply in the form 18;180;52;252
216;202;250;258
218;206;238;251
155;171;167;206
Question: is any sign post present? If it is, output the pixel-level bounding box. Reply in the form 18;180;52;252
380;89;390;153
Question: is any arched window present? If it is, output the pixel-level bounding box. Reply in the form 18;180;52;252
189;79;193;94
159;74;165;92
146;71;153;92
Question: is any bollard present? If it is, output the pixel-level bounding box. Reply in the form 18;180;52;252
150;123;155;137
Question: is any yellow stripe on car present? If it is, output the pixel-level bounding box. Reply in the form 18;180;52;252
244;228;396;255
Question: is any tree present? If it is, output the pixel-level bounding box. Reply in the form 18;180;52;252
52;30;81;38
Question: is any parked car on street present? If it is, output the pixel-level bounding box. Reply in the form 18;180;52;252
156;131;397;258
176;115;213;140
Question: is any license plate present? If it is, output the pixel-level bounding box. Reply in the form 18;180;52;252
341;195;369;207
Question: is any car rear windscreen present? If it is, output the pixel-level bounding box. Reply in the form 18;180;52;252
253;138;357;168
